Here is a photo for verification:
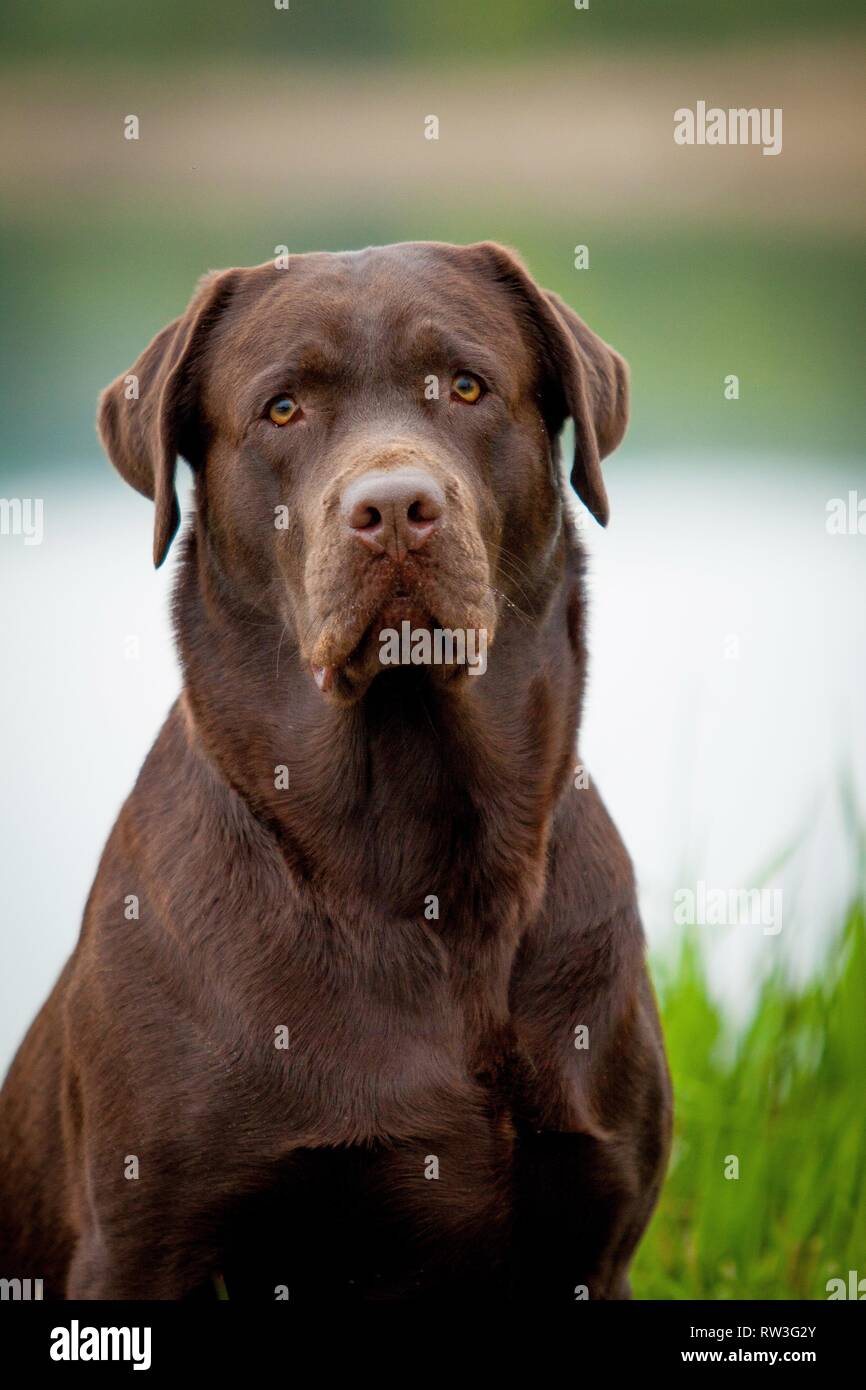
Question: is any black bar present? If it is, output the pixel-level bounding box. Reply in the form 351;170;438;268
0;1299;861;1374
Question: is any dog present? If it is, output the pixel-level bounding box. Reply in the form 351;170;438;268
0;240;671;1301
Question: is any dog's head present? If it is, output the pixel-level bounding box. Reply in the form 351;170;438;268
98;242;628;703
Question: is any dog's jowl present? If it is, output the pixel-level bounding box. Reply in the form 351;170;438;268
0;241;672;1301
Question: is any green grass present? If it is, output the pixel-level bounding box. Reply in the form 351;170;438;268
633;895;866;1299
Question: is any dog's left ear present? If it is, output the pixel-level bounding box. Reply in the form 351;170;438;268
97;269;238;567
469;243;629;526
540;289;629;526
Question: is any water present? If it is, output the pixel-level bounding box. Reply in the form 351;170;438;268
582;453;866;1015
1;452;864;1069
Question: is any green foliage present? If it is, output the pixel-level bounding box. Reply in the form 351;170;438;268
634;899;866;1299
2;0;864;64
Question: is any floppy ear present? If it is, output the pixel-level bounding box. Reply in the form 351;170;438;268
540;290;629;526
97;269;237;567
470;243;629;526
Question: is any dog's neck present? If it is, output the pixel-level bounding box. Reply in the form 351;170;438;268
174;524;588;939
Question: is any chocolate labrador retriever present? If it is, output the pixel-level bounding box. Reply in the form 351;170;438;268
0;241;671;1301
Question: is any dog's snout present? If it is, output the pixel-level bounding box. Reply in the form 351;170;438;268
341;468;445;559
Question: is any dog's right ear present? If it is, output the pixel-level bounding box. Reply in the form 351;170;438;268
97;269;237;568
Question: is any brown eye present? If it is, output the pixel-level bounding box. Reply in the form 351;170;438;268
452;373;482;403
268;396;300;425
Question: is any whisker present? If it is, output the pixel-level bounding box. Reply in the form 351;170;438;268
486;584;533;627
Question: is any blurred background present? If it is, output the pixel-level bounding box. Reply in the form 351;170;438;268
1;0;864;1297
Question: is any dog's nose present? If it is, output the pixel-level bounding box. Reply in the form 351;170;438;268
341;469;445;559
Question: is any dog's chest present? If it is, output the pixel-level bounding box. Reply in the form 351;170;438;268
223;1084;517;1300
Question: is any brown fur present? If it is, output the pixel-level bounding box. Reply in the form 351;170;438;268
0;241;671;1301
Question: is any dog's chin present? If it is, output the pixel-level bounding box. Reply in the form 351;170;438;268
309;595;489;706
